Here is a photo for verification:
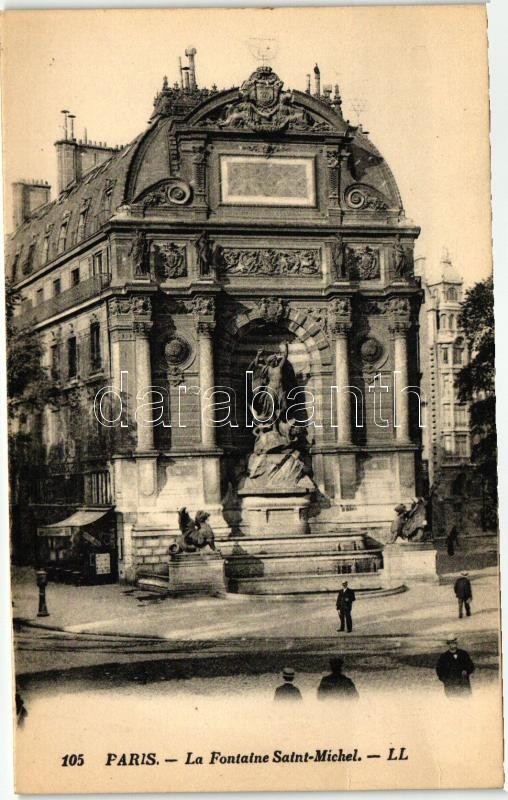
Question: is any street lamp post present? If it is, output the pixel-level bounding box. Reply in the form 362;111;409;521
35;569;49;617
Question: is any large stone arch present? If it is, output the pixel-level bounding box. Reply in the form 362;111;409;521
215;300;333;451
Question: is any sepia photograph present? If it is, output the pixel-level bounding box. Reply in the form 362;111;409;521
1;3;503;794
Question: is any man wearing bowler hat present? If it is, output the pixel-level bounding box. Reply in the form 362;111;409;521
274;667;302;702
336;580;356;632
436;634;475;697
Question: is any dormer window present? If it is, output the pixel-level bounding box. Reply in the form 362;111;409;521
77;199;91;241
11;251;20;281
446;287;458;302
57;217;70;254
23;241;36;275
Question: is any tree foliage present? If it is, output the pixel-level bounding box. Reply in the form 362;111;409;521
6;281;50;414
456;276;497;526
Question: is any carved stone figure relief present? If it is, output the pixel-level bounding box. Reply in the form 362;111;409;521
129;231;150;277
392;234;413;279
198;66;332;132
220;248;320;276
253;297;289;324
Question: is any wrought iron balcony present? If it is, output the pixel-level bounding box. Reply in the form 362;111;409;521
15;273;110;328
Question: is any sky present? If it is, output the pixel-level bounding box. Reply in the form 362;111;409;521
2;5;492;286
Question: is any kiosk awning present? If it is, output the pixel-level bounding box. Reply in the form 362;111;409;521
42;510;110;529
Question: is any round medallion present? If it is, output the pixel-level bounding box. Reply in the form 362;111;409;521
360;337;383;364
164;335;191;366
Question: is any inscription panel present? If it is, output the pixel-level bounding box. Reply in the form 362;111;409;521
220;156;316;207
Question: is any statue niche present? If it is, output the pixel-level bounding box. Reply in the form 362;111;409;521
242;340;314;492
226;326;315;543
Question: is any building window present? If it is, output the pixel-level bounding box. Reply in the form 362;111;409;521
90;321;101;370
440;314;447;329
57;219;69;254
455;405;468;426
36;287;44;305
455;434;468;458
441;348;449;364
23;242;36;275
11;252;20;281
42;232;51;263
67;336;78;379
50;343;60;380
92;251;103;276
53;278;61;296
77;200;91;240
71;267;80;287
442;406;451;428
449;314;455;329
446;287;458;302
453;338;464;365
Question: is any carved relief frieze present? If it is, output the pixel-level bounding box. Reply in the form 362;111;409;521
220;247;321;276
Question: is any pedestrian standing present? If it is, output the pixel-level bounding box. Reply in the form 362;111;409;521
336;580;356;633
454;571;472;618
436;634;475;697
317;658;359;700
274;667;302;702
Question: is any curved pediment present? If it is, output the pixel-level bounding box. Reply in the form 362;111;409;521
185;67;349;135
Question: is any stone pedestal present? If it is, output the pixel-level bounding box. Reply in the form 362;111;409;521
238;489;312;537
168;550;226;596
382;542;438;586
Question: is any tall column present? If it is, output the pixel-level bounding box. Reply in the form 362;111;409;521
134;319;154;451
390;310;411;443
198;320;216;448
329;297;353;446
334;328;352;445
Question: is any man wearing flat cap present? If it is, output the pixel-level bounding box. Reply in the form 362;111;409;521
274;667;302;702
336;580;356;632
317;657;359;699
454;571;473;618
436;635;475;697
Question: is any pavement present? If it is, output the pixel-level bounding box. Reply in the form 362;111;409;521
12;561;500;644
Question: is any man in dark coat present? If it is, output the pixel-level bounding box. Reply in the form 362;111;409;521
317;658;359;700
336;580;356;632
454;571;472;618
436;635;475;697
274;667;302;702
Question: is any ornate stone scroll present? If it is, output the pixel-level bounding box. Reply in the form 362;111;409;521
345;183;389;211
221;247;320;276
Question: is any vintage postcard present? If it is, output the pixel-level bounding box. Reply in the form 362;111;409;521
2;4;502;794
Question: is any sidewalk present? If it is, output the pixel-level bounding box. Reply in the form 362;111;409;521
12;565;500;644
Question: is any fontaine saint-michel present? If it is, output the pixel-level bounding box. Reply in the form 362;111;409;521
8;51;434;593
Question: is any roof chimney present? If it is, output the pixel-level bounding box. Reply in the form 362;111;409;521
306;74;311;94
313;64;321;97
182;66;190;91
12;180;51;229
185;46;197;90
